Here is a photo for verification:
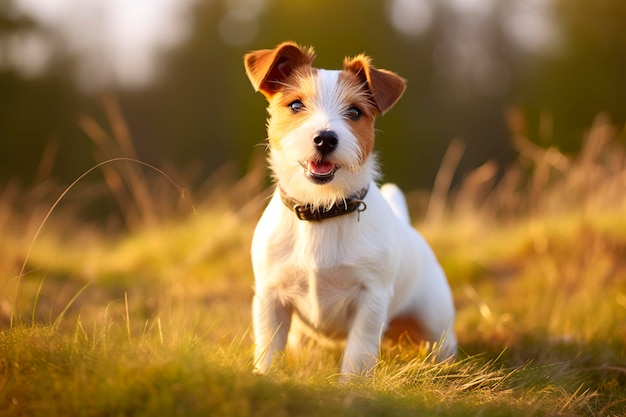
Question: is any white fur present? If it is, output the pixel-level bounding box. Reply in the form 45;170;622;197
251;68;456;376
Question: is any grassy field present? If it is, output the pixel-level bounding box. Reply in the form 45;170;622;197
1;113;625;416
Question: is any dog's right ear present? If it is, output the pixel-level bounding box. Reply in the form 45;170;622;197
244;42;315;99
343;55;406;114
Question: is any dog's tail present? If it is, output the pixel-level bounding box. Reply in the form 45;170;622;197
380;183;411;224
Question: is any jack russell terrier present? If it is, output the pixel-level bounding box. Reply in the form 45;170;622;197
244;42;456;376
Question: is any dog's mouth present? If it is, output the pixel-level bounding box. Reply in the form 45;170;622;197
302;160;337;184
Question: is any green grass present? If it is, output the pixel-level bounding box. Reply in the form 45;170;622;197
1;115;625;416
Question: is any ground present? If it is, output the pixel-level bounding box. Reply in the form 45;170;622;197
0;116;625;416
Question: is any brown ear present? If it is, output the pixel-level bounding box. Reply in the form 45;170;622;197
244;42;315;98
343;55;406;114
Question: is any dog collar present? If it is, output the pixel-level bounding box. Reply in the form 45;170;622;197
279;186;369;221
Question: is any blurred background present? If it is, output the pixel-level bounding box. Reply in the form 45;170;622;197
1;0;625;196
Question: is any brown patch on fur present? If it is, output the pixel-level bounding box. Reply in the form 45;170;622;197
337;70;377;163
384;315;426;345
266;67;319;150
343;54;406;114
244;42;315;99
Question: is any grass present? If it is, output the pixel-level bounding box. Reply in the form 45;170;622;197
1;106;625;416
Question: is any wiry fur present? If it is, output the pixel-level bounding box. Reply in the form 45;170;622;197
244;42;457;376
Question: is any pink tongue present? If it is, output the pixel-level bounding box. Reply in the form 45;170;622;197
308;160;335;175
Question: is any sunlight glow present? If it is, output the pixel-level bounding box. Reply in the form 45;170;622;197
8;0;195;90
219;0;266;47
387;0;558;97
505;0;560;52
1;30;53;78
387;0;433;37
445;0;494;18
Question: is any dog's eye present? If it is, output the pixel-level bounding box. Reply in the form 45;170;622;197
345;106;362;121
288;100;305;113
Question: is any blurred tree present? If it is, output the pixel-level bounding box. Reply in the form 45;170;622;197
0;74;89;184
1;0;625;196
519;0;626;149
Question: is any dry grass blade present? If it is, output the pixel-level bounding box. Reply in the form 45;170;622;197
12;157;194;326
425;137;465;224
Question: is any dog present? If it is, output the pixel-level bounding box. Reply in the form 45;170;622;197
244;42;457;376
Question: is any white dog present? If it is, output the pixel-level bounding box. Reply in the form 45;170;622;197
244;42;456;376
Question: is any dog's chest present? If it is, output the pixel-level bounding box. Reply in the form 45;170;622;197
281;264;365;338
253;194;395;338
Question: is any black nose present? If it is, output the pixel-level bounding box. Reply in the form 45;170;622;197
313;131;338;155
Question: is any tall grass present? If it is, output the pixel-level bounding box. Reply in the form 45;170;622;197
0;105;625;416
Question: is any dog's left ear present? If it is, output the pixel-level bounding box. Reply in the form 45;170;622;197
344;55;406;114
244;42;315;99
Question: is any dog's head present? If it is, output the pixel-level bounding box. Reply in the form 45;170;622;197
244;42;405;206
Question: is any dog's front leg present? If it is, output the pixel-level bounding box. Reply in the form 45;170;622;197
340;290;389;376
252;293;292;374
